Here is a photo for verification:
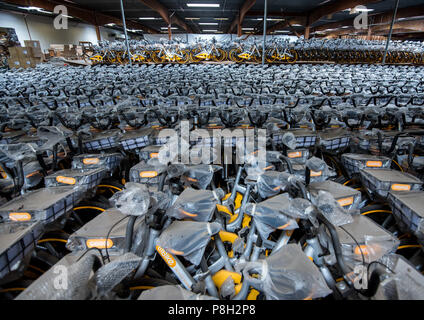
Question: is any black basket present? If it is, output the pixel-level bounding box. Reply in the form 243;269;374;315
149;129;175;146
286;149;310;165
360;168;423;200
341;153;392;178
388;191;424;244
0;131;25;145
308;180;361;211
281;129;317;148
44;168;106;191
318;128;350;152
0;221;43;285
72;152;123;173
0;187;82;229
119;128;152;151
83;131;120;152
66;208;145;255
129;161;167;187
136;145;162;162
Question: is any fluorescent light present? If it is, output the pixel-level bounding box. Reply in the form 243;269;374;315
19;6;52;14
275;30;290;33
291;24;302;26
345;7;374;13
242;28;254;30
199;22;218;25
203;29;218;32
185;17;200;20
355;7;374;12
256;18;283;21
105;23;116;27
139;17;157;20
187;3;220;7
214;18;229;20
161;27;178;30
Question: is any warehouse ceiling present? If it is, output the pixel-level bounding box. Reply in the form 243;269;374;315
1;0;424;39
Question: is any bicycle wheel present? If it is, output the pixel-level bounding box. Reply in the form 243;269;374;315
253;51;262;63
96;178;124;198
175;50;190;64
265;48;277;63
212;48;226;62
190;48;203;63
229;48;243;63
151;50;164;64
287;49;298;64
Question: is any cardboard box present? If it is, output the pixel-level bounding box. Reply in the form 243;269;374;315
16;47;31;59
30;57;42;65
24;40;40;48
8;58;21;69
8;47;18;58
28;46;43;58
19;58;33;68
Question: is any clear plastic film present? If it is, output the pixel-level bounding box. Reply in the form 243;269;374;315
183;164;222;190
44;167;106;192
138;285;218;300
156;221;221;266
242;244;332;300
256;171;291;198
312;190;354;226
151;190;173;211
110;182;150;216
94;252;142;297
336;215;399;268
375;253;424;300
37;125;73;151
306;156;336;181
244;154;274;181
281;132;297;150
220;275;236;299
22;160;44;189
167;163;187;179
16;252;98;300
72;153;123;173
166;188;223;222
244;194;299;240
129;158;168;184
0;143;37;161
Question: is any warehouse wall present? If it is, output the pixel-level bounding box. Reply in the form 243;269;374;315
0;10;122;51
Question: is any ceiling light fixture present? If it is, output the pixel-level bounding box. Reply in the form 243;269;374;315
139;17;157;20
18;6;52;14
199;22;218;25
187;3;220;8
203;29;218;32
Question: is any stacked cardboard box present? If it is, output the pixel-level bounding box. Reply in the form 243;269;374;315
63;44;78;59
8;46;33;69
24;40;44;64
49;44;64;57
8;41;44;69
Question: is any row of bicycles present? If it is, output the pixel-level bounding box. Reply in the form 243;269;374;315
0;62;424;300
88;38;424;65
